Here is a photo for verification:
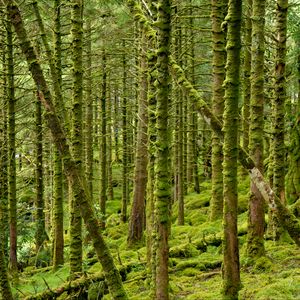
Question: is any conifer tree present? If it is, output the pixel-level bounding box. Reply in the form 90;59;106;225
210;0;227;221
69;0;83;276
7;3;18;273
246;0;265;258
154;0;171;298
222;0;242;298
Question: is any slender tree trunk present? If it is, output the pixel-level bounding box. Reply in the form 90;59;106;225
100;51;107;229
0;34;9;258
242;0;252;152
128;28;149;247
85;19;94;202
69;0;83;276
210;0;226;221
121;45;129;223
155;0;171;298
269;0;288;239
6;2;128;298
222;0;242;298
35;94;47;252
246;0;265;258
7;4;18;274
52;0;64;270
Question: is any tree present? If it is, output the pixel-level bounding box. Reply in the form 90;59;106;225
246;0;266;258
52;0;64;269
7;3;18;274
69;0;84;276
127;27;148;247
222;0;242;298
154;0;171;298
210;0;227;221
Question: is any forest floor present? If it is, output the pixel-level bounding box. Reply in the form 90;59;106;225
11;176;300;299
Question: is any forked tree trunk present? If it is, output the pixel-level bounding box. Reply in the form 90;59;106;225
5;2;128;298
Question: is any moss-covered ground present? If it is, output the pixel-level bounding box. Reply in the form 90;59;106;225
11;175;300;299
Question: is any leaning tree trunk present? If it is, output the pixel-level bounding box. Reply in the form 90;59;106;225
246;0;265;258
5;2;128;298
222;0;242;298
210;0;227;221
155;0;171;299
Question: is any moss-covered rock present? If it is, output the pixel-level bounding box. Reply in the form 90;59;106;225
169;243;198;258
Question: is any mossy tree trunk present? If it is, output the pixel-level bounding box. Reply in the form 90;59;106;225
6;2;128;298
7;4;18;274
52;0;64;270
121;44;129;223
242;0;252;152
286;37;300;205
85;19;94;203
187;3;200;194
210;0;227;221
100;51;107;230
127;27;149;247
155;0;171;298
173;3;184;225
0;243;13;300
69;0;83;276
269;0;288;239
222;0;242;298
34;94;47;252
0;32;9;258
246;0;265;258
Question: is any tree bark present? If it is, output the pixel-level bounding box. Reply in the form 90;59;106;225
210;0;227;221
222;0;242;298
128;28;149;247
246;0;265;258
155;0;171;299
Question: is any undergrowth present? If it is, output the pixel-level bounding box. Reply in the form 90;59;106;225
11;177;300;299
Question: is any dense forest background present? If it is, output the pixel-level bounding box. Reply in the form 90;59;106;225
0;0;299;299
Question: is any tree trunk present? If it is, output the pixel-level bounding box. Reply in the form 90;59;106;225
35;94;47;252
7;4;18;273
52;0;64;270
100;51;107;229
155;0;171;299
127;28;149;247
6;2;128;298
246;0;265;258
222;0;242;298
210;0;226;221
69;0;83;276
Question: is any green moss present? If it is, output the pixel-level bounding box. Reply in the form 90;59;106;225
169;243;198;258
252;256;273;273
